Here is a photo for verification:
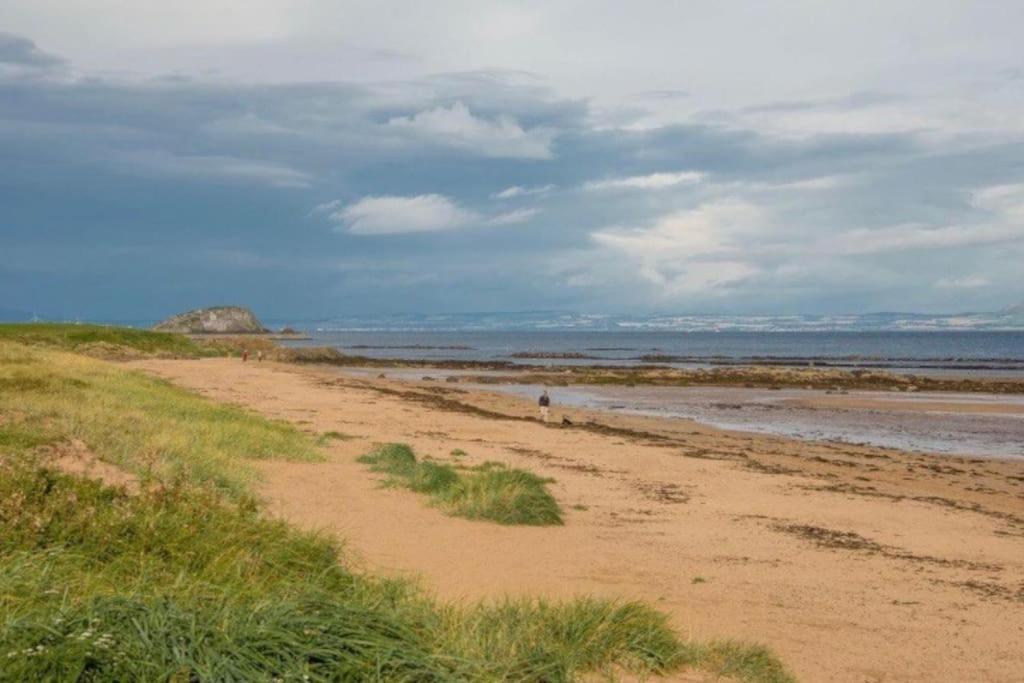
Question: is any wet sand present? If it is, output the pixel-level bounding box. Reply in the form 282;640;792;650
128;358;1024;682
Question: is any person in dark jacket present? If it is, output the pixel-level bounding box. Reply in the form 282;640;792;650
538;389;551;422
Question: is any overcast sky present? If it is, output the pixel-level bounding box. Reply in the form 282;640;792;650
2;1;1023;320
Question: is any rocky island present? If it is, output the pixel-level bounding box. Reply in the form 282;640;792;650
153;306;268;334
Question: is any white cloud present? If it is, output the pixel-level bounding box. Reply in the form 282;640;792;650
583;171;702;192
972;183;1024;219
309;199;344;215
760;175;849;191
936;276;990;289
590;200;763;295
825;185;1024;256
827;222;1022;255
593;199;760;257
319;195;540;234
580;182;1024;302
387;101;555;159
492;184;555;199
333;194;478;235
123;150;312;188
487;207;540;225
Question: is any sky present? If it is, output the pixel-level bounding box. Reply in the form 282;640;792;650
1;1;1023;321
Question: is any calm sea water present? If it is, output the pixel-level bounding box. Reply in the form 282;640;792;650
283;330;1024;376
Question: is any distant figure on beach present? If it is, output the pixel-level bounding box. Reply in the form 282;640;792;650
257;350;263;362
242;349;249;362
538;390;551;422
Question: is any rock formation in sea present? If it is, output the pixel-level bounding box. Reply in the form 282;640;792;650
153;306;268;334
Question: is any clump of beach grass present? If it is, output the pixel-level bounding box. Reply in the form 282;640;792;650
358;443;564;526
316;430;353;445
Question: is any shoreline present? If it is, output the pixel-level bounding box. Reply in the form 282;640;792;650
196;333;1024;393
347;368;1024;460
485;384;1024;460
281;351;1024;393
129;357;1024;682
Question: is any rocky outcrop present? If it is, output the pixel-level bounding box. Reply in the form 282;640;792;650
154;306;268;334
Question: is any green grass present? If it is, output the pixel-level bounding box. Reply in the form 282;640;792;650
0;342;321;497
316;430;354;445
0;338;794;682
0;458;700;682
359;444;564;526
0;323;215;358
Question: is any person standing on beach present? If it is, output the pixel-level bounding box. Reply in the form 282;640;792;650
257;350;263;362
538;390;551;422
242;349;249;362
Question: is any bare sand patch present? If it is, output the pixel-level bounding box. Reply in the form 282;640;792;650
39;438;140;492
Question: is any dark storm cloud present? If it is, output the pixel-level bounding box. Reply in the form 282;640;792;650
0;33;65;68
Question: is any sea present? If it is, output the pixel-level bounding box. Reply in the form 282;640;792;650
279;328;1024;377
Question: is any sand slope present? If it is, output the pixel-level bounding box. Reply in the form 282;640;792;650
128;358;1024;682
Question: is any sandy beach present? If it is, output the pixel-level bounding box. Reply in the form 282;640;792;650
129;358;1024;682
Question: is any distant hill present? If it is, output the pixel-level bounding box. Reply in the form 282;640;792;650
296;306;1024;332
153;306;268;334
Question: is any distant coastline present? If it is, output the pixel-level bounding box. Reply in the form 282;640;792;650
6;303;1024;332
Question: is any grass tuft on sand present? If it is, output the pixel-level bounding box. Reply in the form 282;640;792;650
359;443;564;526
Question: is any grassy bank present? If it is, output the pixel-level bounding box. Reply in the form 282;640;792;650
359;443;563;526
0;342;320;497
0;323;216;358
0;339;794;681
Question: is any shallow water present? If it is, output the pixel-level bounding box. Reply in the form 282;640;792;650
506;384;1024;459
354;368;1024;459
